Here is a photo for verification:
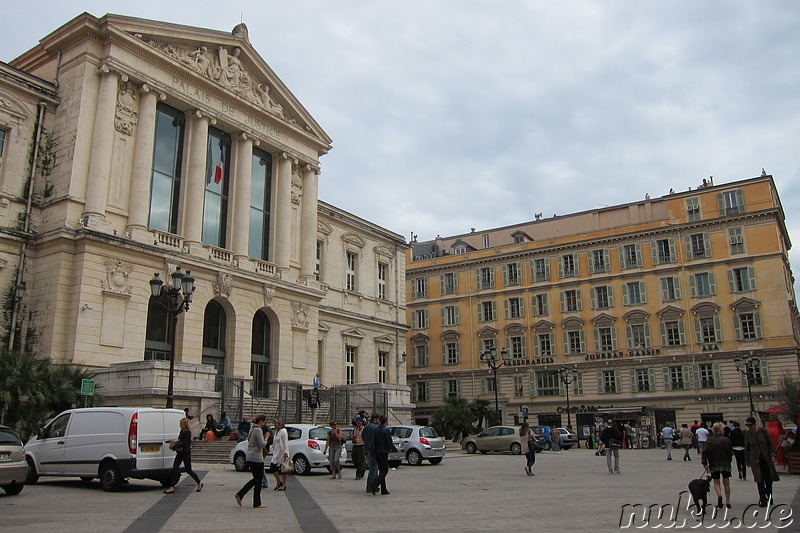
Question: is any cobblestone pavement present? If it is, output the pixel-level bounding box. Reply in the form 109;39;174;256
2;447;798;532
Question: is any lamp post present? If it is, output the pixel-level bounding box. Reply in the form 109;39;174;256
480;346;509;424
559;365;579;431
149;267;195;409
734;352;760;416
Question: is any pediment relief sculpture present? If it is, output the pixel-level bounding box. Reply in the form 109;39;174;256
101;259;133;295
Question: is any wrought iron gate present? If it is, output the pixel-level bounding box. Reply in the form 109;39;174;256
278;382;302;423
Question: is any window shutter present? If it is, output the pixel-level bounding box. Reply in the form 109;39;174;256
477;305;482;322
504;299;510;319
614;370;622;393
754;312;763;338
544;260;551;280
440;275;445;294
610;327;618;350
574;373;584;395
717;193;725;216
635;243;642;267
673;277;681;299
587;252;595;274
663;368;672;391
576;289;583;311
625;324;633;350
703;233;712;258
491;301;496;320
579;329;586;353
597;371;604;394
562;331;569;354
740;368;748;386
608;286;615;306
573;256;580;276
489;269;495;288
689;275;697;297
736;189;745;212
643;323;651;347
694;317;702;344
520;338;526;357
733;314;742;340
713;316;721;342
659;321;667;345
648;368;657;392
440;307;446;326
558;257;564;278
518;299;525;318
629;369;637;392
454;307;459;324
475;269;481;288
622;284;629;305
639;282;647;304
534;335;541;357
712;363;722;388
593;327;600;351
441;342;446;361
748;267;757;291
708;273;716;295
542;294;549;315
530;371;538;397
560;291;566;313
728;270;736;292
651;241;659;266
591;288;597;309
760;359;770;386
618;247;626;270
661;278;669;301
678;320;686;345
424;310;429;328
685;236;692;259
668;239;676;262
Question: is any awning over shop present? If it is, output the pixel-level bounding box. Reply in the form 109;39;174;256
763;403;788;414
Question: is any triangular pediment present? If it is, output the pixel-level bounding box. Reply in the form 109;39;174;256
730;297;761;309
477;325;498;338
504;322;525;334
657;305;685;318
622;310;650;322
374;334;395;346
85;15;331;149
410;333;430;343
531;319;556;331
591;312;617;325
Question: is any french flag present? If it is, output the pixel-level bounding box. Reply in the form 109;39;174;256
212;137;224;185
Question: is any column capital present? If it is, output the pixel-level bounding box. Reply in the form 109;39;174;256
139;83;166;101
280;152;298;164
303;163;320;175
189;109;217;125
238;131;259;146
99;62;128;82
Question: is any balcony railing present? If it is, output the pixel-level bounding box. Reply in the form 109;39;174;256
208;246;233;264
152;230;183;249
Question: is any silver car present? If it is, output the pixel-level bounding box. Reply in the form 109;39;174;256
0;425;27;495
463;426;521;455
388;425;445;465
230;424;331;475
341;427;402;468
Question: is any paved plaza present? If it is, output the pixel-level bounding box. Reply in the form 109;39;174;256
2;446;798;532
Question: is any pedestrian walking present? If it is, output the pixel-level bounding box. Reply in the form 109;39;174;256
234;414;268;508
661;423;675;460
550;425;561;453
730;421;747;480
362;412;380;493
313;372;322;392
678;423;693;461
744;416;780;507
623;423;634;450
164;417;202;494
268;418;289;491
696;425;709;455
308;391;321;425
519;422;536;476
368;415;397;495
702;422;733;509
351;417;366;480
324;420;344;479
600;419;622;474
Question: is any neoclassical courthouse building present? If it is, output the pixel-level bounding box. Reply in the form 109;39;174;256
406;175;799;443
0;14;409;418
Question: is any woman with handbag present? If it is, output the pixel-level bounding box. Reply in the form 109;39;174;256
234;414;268;508
519;422;536;476
268;418;290;491
324;420;345;479
164;417;202;494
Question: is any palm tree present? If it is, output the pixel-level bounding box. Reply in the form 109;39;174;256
432;397;475;442
468;398;493;431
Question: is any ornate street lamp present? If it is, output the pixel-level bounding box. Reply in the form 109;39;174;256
480;346;509;424
559;364;579;430
734;351;760;416
149;267;195;409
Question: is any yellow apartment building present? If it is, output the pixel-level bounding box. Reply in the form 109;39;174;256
405;174;799;445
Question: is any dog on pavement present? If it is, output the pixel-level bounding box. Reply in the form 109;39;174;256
688;475;712;515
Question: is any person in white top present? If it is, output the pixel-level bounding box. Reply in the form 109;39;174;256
696;425;710;455
269;419;289;491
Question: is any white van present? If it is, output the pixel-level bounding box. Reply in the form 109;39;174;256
24;407;184;491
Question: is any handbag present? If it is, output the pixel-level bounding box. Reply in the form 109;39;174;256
280;458;294;473
609;439;622;449
528;437;542;453
340;445;347;464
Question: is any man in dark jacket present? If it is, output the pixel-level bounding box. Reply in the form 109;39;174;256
369;415;398;495
600;419;623;474
362;413;380;493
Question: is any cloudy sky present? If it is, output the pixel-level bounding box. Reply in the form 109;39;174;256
2;2;799;290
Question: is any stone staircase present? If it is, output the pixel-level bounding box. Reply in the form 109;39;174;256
191;439;239;464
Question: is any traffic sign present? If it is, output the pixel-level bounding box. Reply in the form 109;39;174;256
80;379;95;396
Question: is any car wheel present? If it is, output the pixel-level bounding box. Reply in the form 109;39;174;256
389;460;401;468
25;457;38;485
293;454;310;475
465;442;477;454
406;449;423;466
80;476;94;482
233;451;247;472
99;461;123;492
2;482;24;495
510;442;521;455
562;445;572;451
544;442;551;451
428;457;443;465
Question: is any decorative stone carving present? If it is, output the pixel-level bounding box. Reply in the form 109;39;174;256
213;272;233;298
291;302;309;330
263;285;275;307
114;81;138;136
101;259;133;294
232;23;249;40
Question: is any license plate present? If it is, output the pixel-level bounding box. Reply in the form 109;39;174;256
0;452;9;460
140;444;161;453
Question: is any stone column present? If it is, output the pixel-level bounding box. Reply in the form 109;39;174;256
127;84;164;239
83;64;121;223
182;110;214;248
300;164;319;280
231;132;255;260
274;152;294;274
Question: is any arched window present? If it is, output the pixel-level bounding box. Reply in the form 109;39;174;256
251;310;271;398
202;300;227;392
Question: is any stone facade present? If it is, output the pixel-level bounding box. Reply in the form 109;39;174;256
0;13;409;419
406;175;799;439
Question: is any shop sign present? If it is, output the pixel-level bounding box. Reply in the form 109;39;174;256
583;348;661;361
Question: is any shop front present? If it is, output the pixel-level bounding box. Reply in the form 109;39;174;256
595;407;656;449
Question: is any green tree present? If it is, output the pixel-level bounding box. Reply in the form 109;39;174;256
0;348;101;441
431;397;476;442
775;374;800;427
468;398;493;432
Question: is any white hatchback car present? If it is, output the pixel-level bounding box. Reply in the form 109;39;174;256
230;424;331;475
388;425;446;466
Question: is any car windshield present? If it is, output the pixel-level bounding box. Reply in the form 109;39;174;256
419;427;438;438
0;428;21;445
308;427;330;440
